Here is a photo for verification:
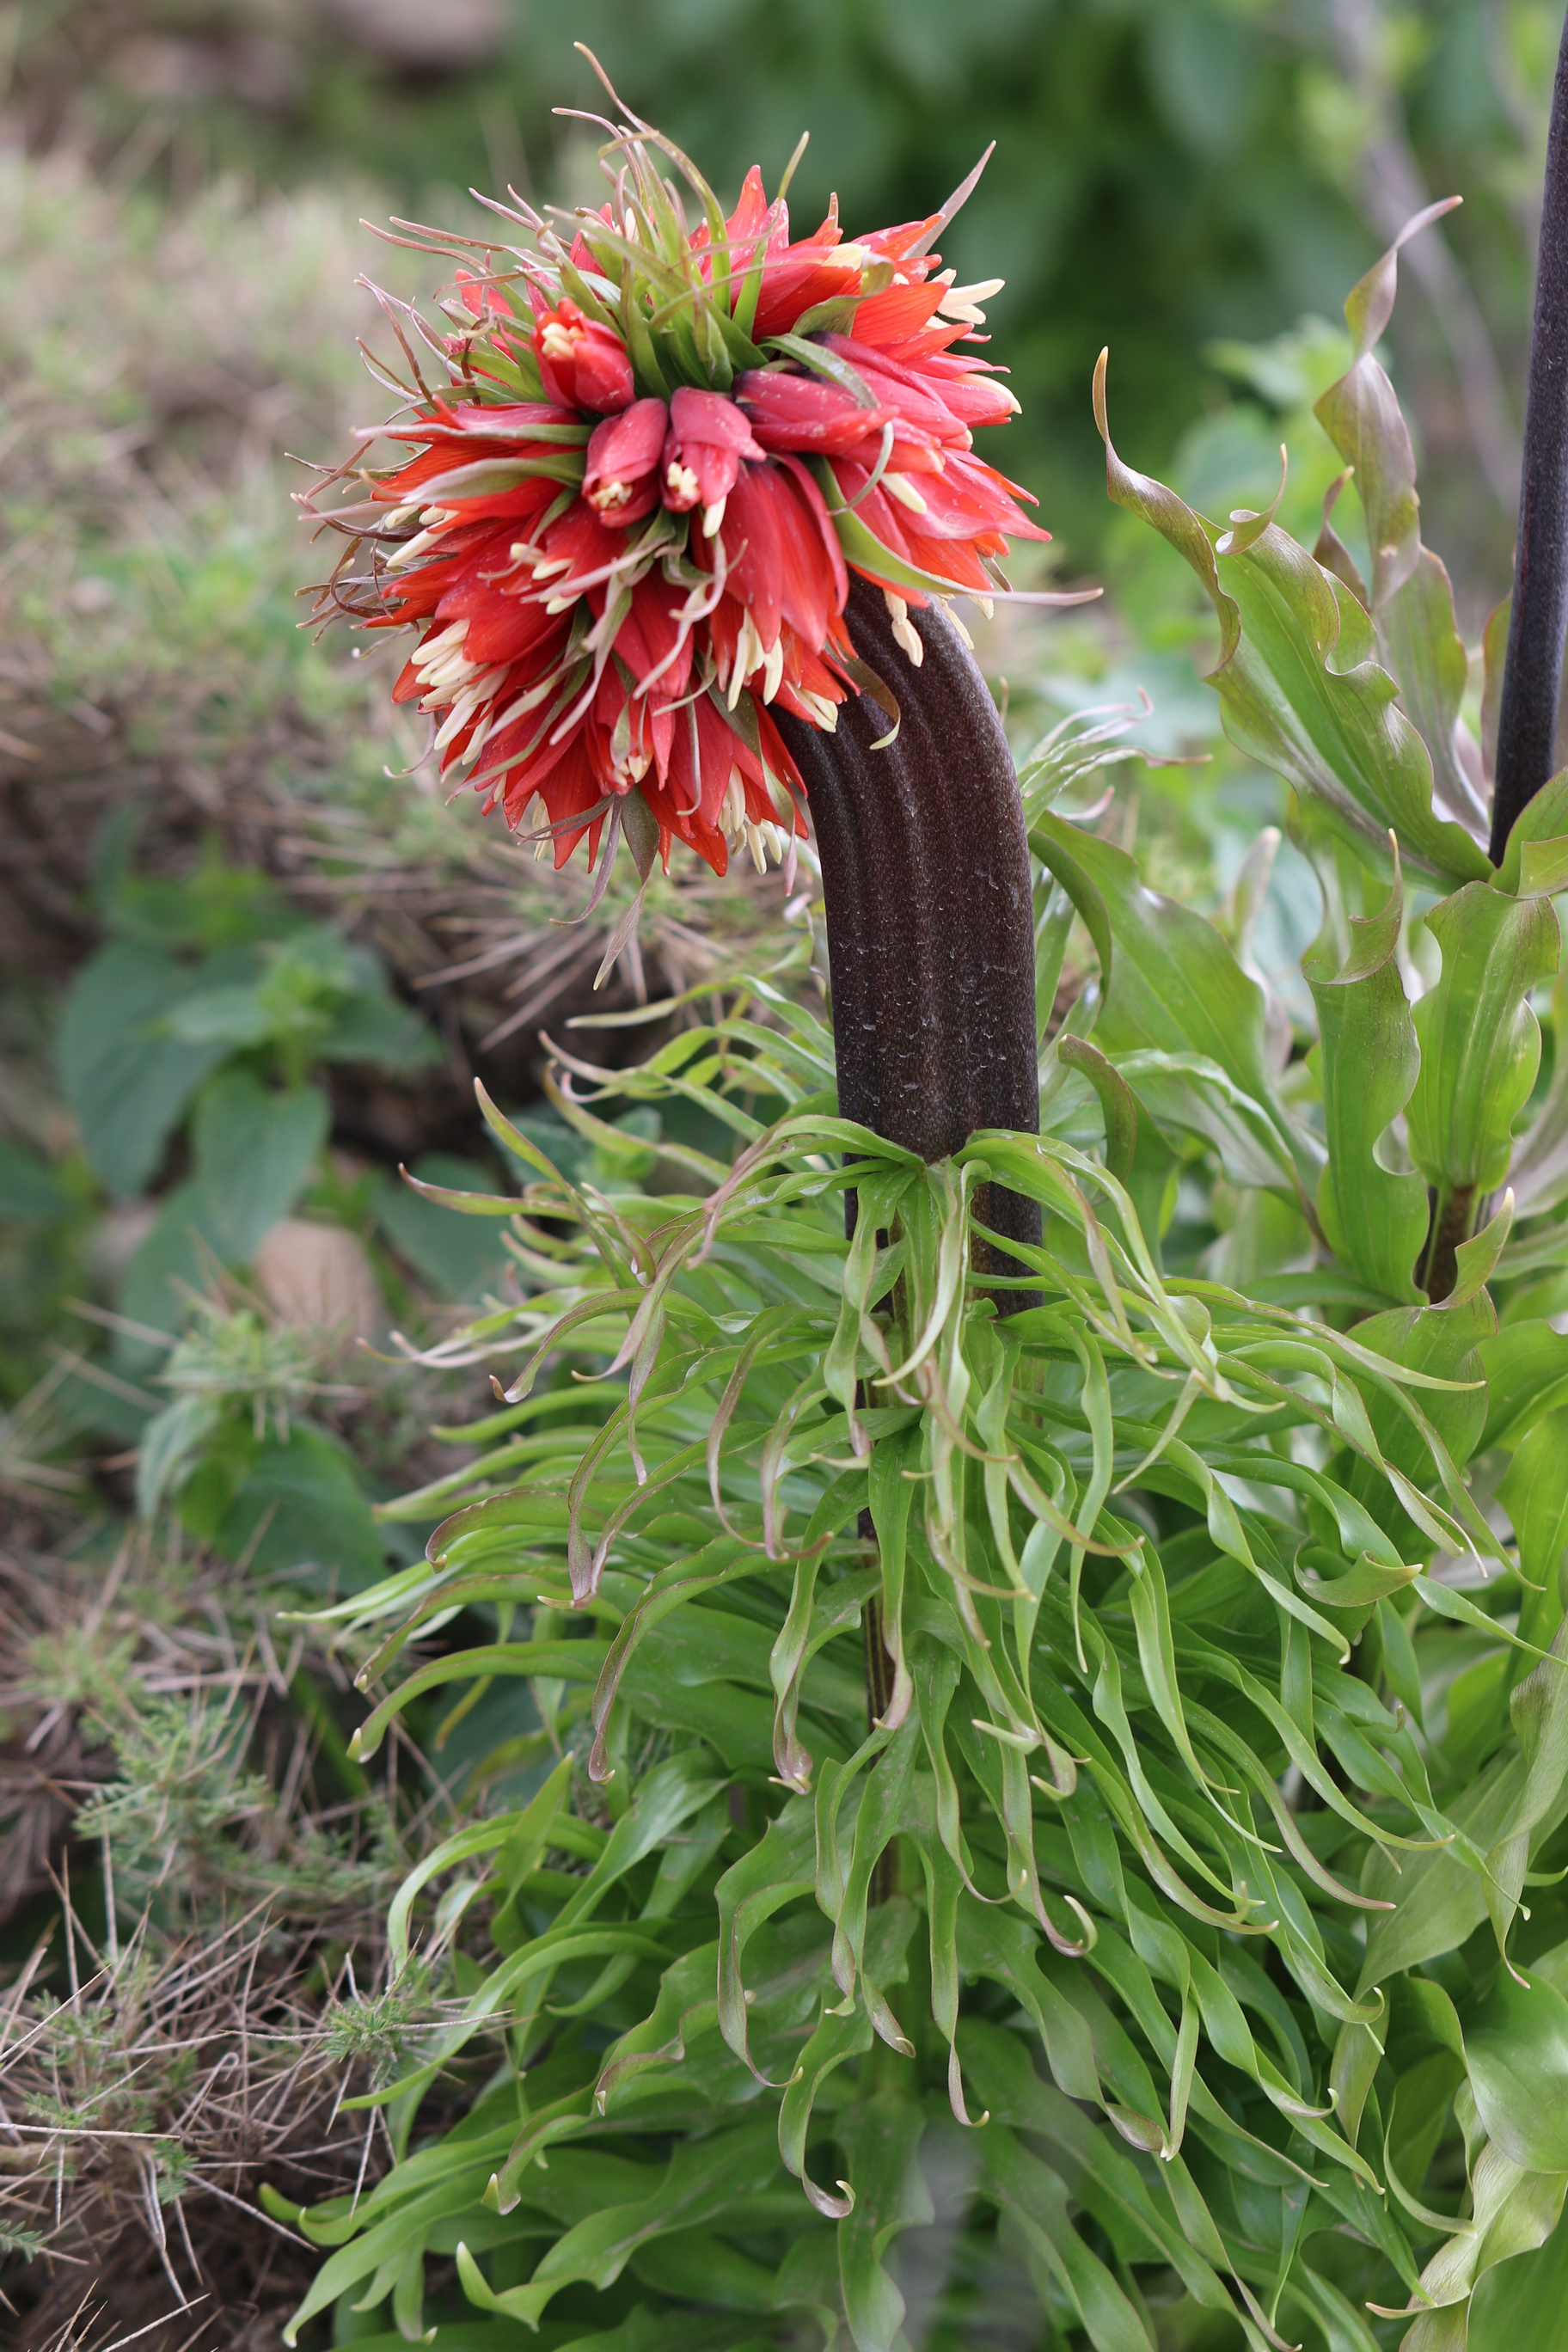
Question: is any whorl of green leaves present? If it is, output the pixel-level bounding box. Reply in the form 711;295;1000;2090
279;969;1563;2349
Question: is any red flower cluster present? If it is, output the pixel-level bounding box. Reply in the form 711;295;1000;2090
332;155;1048;880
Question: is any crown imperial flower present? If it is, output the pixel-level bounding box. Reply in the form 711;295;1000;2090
533;298;635;413
306;82;1050;886
584;398;668;524
661;387;765;527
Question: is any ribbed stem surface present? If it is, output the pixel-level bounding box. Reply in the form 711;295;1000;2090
1491;8;1568;862
773;578;1042;1284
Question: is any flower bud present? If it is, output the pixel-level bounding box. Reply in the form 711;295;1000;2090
660;387;766;533
534;300;634;413
583;398;669;527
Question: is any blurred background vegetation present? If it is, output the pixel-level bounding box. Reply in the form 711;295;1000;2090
1;3;1564;2341
8;0;1564;594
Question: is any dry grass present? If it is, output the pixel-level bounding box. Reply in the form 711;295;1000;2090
0;1529;459;2349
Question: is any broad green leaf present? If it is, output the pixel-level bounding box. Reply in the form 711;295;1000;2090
1469;2208;1568;2352
1483;1619;1568;1950
1304;854;1427;1301
977;2125;1155;2352
375;1155;511;1298
960;2018;1237;2318
836;2097;929;2352
318;986;438;1069
456;2122;781;2324
1500;1410;1568;1651
1467;1972;1568;2173
388;1755;574;1976
115;1180;211;1351
116;1074;329;1340
57;940;230;1197
1407;885;1560;1195
350;1639;609;1762
1112;1048;1297;1191
1405;2142;1568;2346
135;1390;220;1518
0;1142;73;1222
1361;1753;1528;1989
320;2331;534;2352
1030;812;1308;1182
1479;1324;1568;1453
957;1906;1100;2103
1346;1293;1493;1498
1495;772;1568;897
162;981;275;1047
187;1071;329;1264
180;1423;384;1585
716;1801;817;2071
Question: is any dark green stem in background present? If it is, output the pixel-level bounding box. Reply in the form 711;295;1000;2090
1491;6;1568;862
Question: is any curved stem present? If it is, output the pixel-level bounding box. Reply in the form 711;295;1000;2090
1490;7;1568;863
773;577;1043;1288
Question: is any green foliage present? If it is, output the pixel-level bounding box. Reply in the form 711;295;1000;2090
276;211;1568;2352
58;842;430;1210
39;843;438;1580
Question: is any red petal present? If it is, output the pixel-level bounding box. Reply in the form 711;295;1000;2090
753;255;864;338
584;399;669;488
669;386;763;452
737;370;894;455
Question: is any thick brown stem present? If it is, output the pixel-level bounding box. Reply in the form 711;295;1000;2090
1420;1183;1477;1304
773;577;1043;1286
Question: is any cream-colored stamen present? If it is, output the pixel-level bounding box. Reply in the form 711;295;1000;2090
387;527;442;571
793;689;839;729
884;590;924;666
729;612;765;709
418;621;469;660
885;474;928;515
934;275;1004;325
720;766;748;845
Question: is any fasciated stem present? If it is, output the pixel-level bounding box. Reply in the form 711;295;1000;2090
1490;8;1568;862
774;577;1043;1286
